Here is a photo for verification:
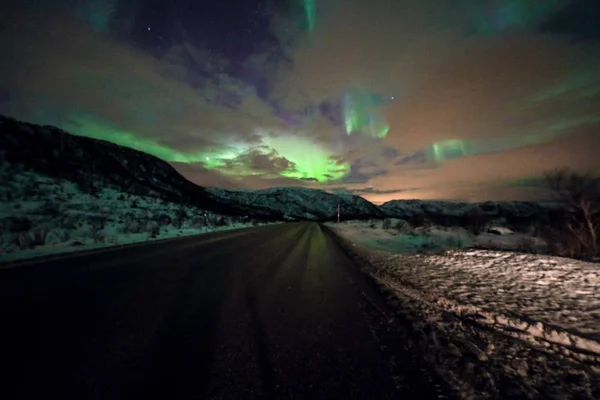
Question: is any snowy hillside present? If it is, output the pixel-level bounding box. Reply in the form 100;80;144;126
330;222;600;398
208;187;385;221
0;115;239;215
0;169;272;262
0;116;272;261
0;116;385;224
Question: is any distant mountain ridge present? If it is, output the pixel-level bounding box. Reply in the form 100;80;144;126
208;187;385;221
380;198;565;230
0;115;565;224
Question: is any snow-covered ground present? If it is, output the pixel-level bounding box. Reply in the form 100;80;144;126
0;171;271;263
328;219;547;255
330;220;600;398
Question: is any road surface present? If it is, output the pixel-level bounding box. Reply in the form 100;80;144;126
0;222;449;399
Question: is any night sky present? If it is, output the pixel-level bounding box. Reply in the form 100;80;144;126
1;0;599;203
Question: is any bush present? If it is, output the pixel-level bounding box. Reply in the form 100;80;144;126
5;217;33;233
92;228;105;243
394;219;413;234
213;216;226;226
462;208;486;235
42;200;60;217
382;218;392;230
59;214;80;230
89;216;107;231
516;237;537;254
147;221;160;236
188;217;205;228
123;219;144;234
542;229;586;259
545;168;600;259
506;217;534;234
409;213;426;227
156;214;172;225
173;208;188;228
46;229;69;245
444;235;465;250
16;227;48;249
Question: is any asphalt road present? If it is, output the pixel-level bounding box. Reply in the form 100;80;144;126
0;222;449;399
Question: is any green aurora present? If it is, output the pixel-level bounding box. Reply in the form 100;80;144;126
342;88;389;139
465;0;569;35
62;115;349;183
262;135;350;181
303;0;316;32
425;129;576;162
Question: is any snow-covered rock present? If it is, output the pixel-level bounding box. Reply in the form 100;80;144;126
488;226;513;235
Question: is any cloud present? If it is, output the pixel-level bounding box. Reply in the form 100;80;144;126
268;0;600;201
0;2;284;154
1;0;599;202
355;129;600;203
219;148;297;176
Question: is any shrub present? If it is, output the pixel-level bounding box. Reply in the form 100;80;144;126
410;213;426;227
213;216;226;226
444;235;465;250
42;200;60;217
46;229;69;245
545;168;600;259
516;237;537;254
123;219;144;234
147;221;160;236
394;219;413;234
59;214;80;230
506;216;534;234
16;227;48;249
157;214;172;225
6;217;33;233
462;208;486;235
173;208;188;228
92;228;105;243
382;218;392;230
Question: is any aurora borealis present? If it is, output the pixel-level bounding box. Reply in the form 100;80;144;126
1;0;599;202
343;87;389;139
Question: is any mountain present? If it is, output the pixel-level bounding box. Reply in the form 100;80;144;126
380;199;566;231
0;115;244;215
381;199;560;218
2;114;562;232
0;115;382;223
0;115;278;260
207;187;385;221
